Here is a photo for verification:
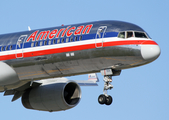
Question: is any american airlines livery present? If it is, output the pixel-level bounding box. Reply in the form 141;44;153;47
0;20;160;112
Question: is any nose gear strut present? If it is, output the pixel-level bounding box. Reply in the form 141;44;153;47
103;75;113;94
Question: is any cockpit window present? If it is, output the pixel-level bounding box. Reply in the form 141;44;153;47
118;32;125;38
135;32;148;38
127;32;133;38
118;31;149;39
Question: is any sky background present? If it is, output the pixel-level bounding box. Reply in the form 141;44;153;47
0;0;168;120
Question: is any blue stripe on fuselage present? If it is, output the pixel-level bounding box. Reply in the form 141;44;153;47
0;31;118;51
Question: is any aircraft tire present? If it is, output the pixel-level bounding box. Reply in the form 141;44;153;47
98;94;106;104
105;95;113;105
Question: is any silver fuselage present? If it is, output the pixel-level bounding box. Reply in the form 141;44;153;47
0;20;160;91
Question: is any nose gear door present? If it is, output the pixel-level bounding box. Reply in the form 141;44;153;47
15;35;27;58
95;26;107;48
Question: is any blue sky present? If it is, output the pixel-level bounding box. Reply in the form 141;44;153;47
0;0;168;120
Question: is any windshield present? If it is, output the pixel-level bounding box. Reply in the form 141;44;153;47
118;32;125;38
135;32;148;38
118;31;149;39
127;32;133;38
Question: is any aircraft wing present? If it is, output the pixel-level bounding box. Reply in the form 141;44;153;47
3;73;98;102
74;73;99;86
4;81;41;101
75;80;98;86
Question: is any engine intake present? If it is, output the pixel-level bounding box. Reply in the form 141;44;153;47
22;81;81;112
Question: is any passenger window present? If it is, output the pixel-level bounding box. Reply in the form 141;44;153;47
1;46;4;51
57;39;60;44
127;32;133;38
40;41;43;46
10;45;12;50
61;38;64;43
49;40;51;45
66;38;69;43
118;32;125;39
135;32;147;38
31;42;34;47
79;36;82;41
70;37;73;42
44;41;47;45
35;42;38;46
53;39;56;44
75;36;77;41
6;46;8;50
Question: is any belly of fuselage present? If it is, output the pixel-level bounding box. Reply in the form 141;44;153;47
5;45;145;81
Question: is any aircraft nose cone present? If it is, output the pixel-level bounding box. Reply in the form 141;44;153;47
141;42;161;61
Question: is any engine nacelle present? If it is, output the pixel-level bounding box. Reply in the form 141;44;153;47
22;80;81;112
0;62;19;85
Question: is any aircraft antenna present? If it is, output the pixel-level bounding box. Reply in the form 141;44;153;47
28;26;31;31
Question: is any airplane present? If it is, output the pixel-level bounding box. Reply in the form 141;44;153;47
0;20;160;112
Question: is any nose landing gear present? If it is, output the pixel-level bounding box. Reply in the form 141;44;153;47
98;69;121;105
98;75;113;105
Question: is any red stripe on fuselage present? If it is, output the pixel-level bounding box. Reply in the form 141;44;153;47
104;40;158;46
140;40;158;45
0;40;158;61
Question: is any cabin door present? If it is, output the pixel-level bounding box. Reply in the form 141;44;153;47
95;26;107;48
15;35;27;58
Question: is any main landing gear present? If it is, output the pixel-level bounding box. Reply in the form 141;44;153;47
98;69;121;105
98;75;113;105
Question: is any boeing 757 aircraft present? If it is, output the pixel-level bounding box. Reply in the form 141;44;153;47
0;20;160;112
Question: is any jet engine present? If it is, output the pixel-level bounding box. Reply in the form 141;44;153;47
22;80;81;112
0;62;19;85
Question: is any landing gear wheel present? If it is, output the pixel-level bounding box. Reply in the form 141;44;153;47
105;96;113;105
98;94;106;105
